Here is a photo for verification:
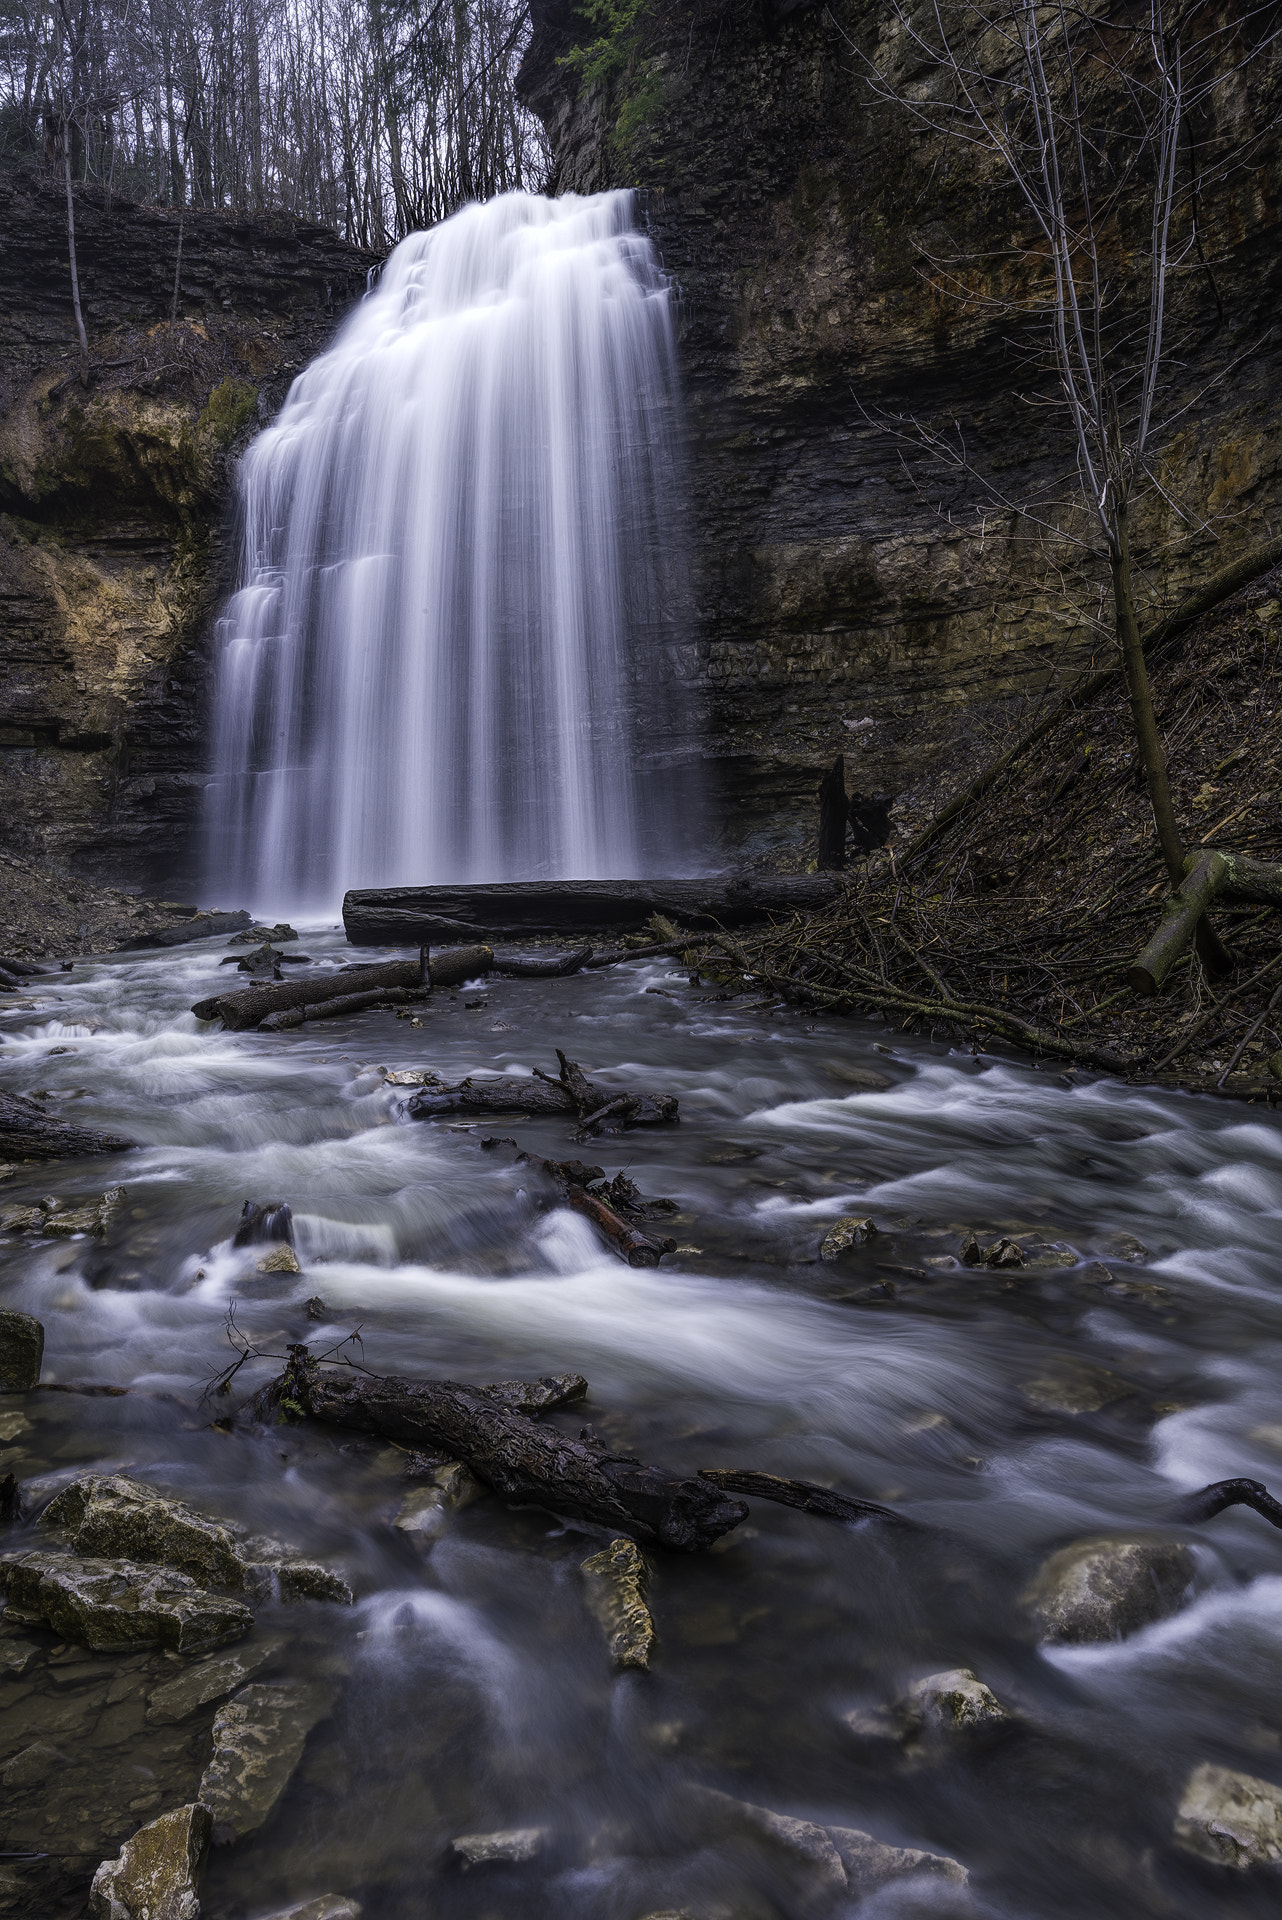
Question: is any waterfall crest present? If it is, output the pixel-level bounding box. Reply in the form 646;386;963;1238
203;189;694;914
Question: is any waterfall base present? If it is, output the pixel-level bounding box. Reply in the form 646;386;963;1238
342;878;843;944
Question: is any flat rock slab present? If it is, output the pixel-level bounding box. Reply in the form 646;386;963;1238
451;1828;546;1867
255;1900;362;1920
342;878;843;942
1175;1761;1282;1868
147;1636;287;1723
200;1680;337;1842
3;1551;253;1651
121;909;251;950
90;1801;211;1920
0;1308;43;1390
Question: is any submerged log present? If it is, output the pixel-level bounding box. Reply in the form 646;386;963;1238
0;1090;135;1160
259;1348;747;1551
697;1469;910;1528
342;878;843;943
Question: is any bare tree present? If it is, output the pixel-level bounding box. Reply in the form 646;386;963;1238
855;0;1280;895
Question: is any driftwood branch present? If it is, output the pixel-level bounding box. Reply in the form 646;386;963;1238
259;1347;747;1551
1173;1477;1282;1530
697;1469;910;1527
407;1052;678;1135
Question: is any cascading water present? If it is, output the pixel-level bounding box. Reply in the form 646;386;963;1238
203;190;694;914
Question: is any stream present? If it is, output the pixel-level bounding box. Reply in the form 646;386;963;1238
3;930;1282;1919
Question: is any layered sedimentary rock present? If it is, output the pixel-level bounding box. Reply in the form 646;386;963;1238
518;1;1282;859
0;172;374;889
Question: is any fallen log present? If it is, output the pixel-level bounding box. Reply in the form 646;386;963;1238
406;1050;678;1135
1130;851;1229;995
342;878;843;943
515;1149;675;1267
257;1347;747;1551
1130;850;1282;994
260;987;423;1031
193;952;428;1029
697;1469;911;1528
496;947;593;978
1172;1477;1282;1530
0;1091;135;1160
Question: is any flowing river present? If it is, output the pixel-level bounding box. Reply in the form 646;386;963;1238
3;934;1282;1919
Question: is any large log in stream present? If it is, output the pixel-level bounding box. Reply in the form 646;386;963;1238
408;1049;678;1136
192;946;493;1029
342;878;844;943
0;1090;135;1160
259;1348;748;1551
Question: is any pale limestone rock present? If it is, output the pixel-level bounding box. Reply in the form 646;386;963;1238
828;1825;968;1892
199;1681;335;1843
819;1216;877;1260
392;1464;483;1538
147;1637;286;1723
1023;1535;1193;1644
580;1536;655;1670
905;1668;1011;1735
690;1788;848;1897
1174;1762;1282;1868
451;1829;546;1866
89;1802;211;1920
257;1245;302;1274
2;1552;251;1652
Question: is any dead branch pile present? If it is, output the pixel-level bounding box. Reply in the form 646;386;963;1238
675;563;1282;1097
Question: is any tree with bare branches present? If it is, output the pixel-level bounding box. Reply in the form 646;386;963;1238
855;0;1280;911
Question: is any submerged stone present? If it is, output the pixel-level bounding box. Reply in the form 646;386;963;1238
89;1801;211;1920
146;1636;286;1723
199;1680;336;1843
1023;1535;1194;1644
819;1216;877;1261
451;1828;546;1867
3;1552;252;1651
0;1308;43;1390
1;1741;64;1787
903;1667;1012;1736
393;1463;483;1539
689;1788;847;1897
580;1536;655;1670
1174;1762;1282;1868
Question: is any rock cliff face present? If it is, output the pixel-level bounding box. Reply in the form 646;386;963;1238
0;173;374;892
519;0;1282;861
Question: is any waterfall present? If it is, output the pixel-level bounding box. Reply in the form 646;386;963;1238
202;189;695;915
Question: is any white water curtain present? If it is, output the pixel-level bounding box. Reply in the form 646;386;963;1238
203;189;692;914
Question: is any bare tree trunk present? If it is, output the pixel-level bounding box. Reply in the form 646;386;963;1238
1110;502;1182;885
62;139;89;386
170;201;184;338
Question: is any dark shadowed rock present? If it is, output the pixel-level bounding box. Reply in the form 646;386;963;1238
0;1309;43;1390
